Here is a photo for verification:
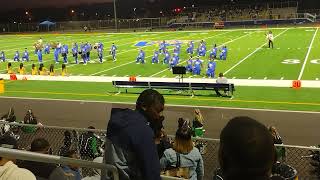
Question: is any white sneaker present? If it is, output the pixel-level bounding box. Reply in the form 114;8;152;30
83;63;87;65
55;62;59;64
136;62;139;64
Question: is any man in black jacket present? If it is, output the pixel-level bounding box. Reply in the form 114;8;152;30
105;89;165;180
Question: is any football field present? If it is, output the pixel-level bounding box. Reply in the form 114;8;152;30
0;27;320;112
0;27;319;80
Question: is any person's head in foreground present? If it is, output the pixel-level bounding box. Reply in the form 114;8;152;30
219;116;276;180
136;89;165;136
30;138;52;154
0;135;36;180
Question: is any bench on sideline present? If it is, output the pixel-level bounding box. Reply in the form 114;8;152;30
112;81;235;97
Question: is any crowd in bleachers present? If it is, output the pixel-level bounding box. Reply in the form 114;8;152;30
171;3;298;23
0;89;301;180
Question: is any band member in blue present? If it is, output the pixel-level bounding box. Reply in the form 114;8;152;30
110;43;117;61
163;50;170;64
185;56;193;73
98;44;103;63
44;43;51;54
206;59;216;78
210;44;218;60
220;46;228;60
187;41;194;55
0;51;5;62
151;50;159;64
22;48;29;62
61;45;68;64
192;56;203;75
13;51;20;62
159;41;167;54
136;49;145;64
37;49;43;64
72;43;78;64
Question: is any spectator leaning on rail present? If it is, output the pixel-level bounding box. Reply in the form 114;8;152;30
218;116;276;180
160;118;204;180
0;135;36;180
105;89;165;180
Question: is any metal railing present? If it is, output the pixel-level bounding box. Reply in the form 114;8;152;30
1;121;320;179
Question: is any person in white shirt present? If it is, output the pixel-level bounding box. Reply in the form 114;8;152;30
215;73;228;97
267;31;274;49
0;135;36;180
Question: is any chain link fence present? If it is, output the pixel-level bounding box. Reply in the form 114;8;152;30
1;121;319;180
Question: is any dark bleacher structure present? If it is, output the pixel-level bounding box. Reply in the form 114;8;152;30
112;80;235;97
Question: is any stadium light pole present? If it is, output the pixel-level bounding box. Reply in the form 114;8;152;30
113;0;118;31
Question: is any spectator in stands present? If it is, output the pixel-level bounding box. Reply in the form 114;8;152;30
59;130;72;157
269;126;283;144
155;128;172;159
160;118;204;180
82;157;103;180
214;73;228;97
218;116;276;180
79;126;99;160
60;149;82;180
105;89;165;180
269;126;286;162
17;138;57;179
0;135;36;180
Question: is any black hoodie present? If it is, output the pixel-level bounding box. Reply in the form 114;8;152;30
105;108;161;180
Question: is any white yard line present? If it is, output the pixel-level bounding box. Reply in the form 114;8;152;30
150;31;254;77
298;28;319;80
224;28;289;75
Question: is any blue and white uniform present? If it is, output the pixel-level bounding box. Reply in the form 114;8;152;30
169;54;179;69
22;50;29;62
136;50;145;64
110;44;117;61
0;51;5;62
186;58;193;72
151;51;159;64
210;45;218;60
98;45;103;63
206;61;216;78
44;44;51;54
163;51;170;64
37;50;43;63
61;45;68;64
159;41;167;54
13;51;20;62
193;58;203;75
187;41;194;55
72;43;78;64
220;46;228;60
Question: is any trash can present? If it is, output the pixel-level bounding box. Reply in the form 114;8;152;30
0;78;4;93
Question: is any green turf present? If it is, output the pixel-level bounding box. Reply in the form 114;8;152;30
0;28;320;112
1;28;318;79
1;80;320;112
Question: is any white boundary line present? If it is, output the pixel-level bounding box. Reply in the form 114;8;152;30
1;96;320;114
298;28;319;80
224;28;290;75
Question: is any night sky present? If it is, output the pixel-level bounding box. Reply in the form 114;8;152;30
1;0;113;10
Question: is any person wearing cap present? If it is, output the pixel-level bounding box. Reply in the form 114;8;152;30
0;135;36;180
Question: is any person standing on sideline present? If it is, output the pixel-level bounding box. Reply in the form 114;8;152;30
267;31;274;49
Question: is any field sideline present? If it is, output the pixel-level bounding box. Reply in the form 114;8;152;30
0;26;320;112
0;27;319;80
